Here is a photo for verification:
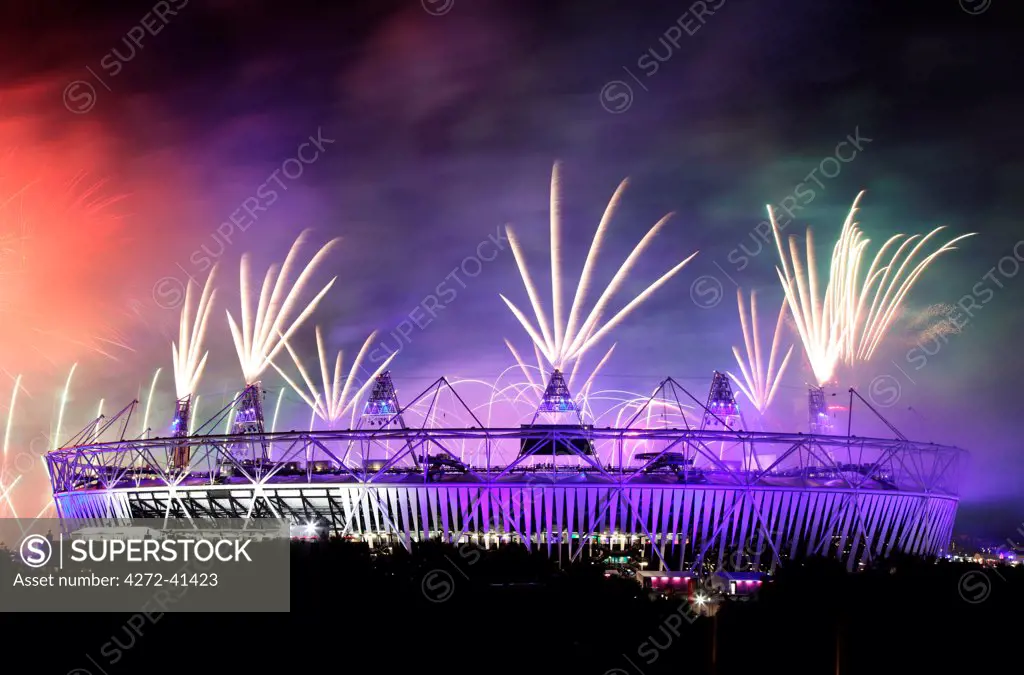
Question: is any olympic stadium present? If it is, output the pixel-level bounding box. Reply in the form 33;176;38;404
41;181;971;575
45;370;963;573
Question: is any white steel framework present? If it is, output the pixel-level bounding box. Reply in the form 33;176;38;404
47;395;962;573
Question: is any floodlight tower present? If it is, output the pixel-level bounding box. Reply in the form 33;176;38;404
808;385;832;434
702;371;740;429
361;371;404;428
170;395;192;471
356;371;408;468
700;370;742;463
531;369;582;425
233;382;267;435
232;382;269;463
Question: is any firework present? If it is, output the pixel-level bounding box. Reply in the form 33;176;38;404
728;289;793;414
172;268;217;400
3;374;21;459
93;398;104;440
501;162;698;371
770;214;843;385
53;363;78;448
0;375;22;511
770;192;974;384
188;395;200;436
227;231;339;384
141;368;162;438
271;388;285;433
0;155;132;372
224;391;240;435
837;210;975;363
569;342;617;400
503;339;540;393
272;327;396;428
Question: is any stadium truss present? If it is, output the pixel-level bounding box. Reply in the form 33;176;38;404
45;378;964;573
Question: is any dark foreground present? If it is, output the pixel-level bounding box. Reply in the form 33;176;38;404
2;540;1020;674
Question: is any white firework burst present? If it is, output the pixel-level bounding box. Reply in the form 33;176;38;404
272;326;396;428
728;289;793;415
172;268;217;399
501;162;698;376
227;231;339;383
770;191;974;384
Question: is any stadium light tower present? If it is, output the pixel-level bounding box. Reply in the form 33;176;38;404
170;395;192;471
230;382;269;464
532;369;582;424
233;383;267;435
702;371;740;429
808;385;832;434
362;371;404;428
353;370;408;469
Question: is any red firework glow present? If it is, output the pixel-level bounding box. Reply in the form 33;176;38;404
0;149;130;374
0;80;147;519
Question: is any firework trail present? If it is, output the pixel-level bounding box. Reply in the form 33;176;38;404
602;395;695;464
224;391;240;434
501;162;698;375
53;363;78;448
188;395;201;436
141;368;162;439
770;192;974;384
0;374;22;514
770;212;843;385
272;326;396;428
2;365;81;517
729;289;794;414
227;231;339;384
268;387;285;457
271;388;286;433
172;268;217;400
570;341;617;401
838;214;975;363
93;398;104;440
0;157;132;372
3;374;21;461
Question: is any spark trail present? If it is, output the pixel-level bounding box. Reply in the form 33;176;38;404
227;231;339;384
728;289;793;414
770;192;974;384
272;327;396;428
172;268;217;400
501;162;698;376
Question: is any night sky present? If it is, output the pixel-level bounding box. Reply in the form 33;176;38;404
1;0;1021;536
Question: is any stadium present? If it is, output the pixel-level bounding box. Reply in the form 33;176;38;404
45;370;963;573
41;176;970;575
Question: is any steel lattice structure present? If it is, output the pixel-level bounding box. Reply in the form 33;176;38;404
46;420;963;572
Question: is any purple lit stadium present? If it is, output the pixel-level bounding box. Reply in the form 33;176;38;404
43;176;967;575
45;370;963;574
